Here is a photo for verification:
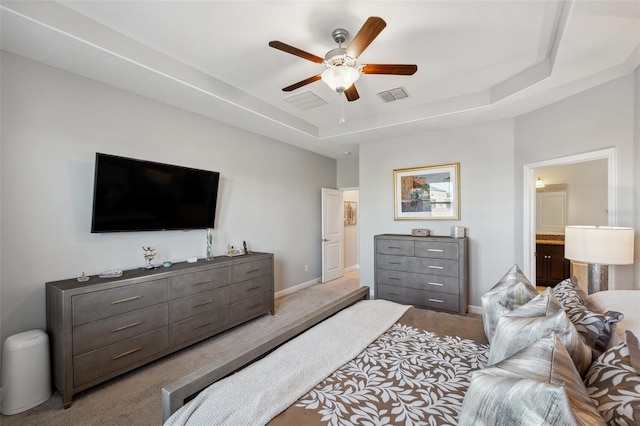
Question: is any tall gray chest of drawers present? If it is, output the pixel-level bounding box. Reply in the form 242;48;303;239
46;252;273;408
374;234;468;315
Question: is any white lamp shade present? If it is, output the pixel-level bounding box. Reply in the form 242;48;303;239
564;226;635;265
321;66;360;92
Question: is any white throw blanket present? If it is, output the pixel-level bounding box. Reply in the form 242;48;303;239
165;299;410;426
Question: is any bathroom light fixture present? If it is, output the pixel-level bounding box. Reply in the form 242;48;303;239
536;177;546;188
564;225;635;294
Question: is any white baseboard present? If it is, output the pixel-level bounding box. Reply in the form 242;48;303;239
468;304;483;315
275;277;321;298
345;264;360;272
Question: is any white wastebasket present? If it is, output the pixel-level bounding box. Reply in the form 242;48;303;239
0;329;51;415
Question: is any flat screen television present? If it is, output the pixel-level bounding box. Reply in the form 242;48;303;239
91;153;220;233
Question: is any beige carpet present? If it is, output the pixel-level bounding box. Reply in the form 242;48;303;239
2;274;360;426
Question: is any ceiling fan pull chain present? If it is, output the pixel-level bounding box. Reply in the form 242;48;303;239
339;93;346;125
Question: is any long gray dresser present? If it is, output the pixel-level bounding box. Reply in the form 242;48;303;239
374;234;468;315
46;252;274;408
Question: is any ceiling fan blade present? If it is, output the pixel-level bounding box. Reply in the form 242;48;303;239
282;75;322;92
344;85;360;102
361;64;418;75
346;17;386;58
269;41;324;64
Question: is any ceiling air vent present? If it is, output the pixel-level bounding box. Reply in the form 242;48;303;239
284;91;328;110
378;87;409;102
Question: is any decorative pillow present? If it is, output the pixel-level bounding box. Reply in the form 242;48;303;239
553;277;623;357
628;330;640;371
489;290;592;375
459;335;604;426
584;331;640;425
504;287;561;318
587;290;639;347
481;264;538;342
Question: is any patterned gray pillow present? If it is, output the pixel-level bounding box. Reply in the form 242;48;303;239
584;331;640;425
553;277;623;357
481;264;538;342
460;335;604;426
489;289;592;375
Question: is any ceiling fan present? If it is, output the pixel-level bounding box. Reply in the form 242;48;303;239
269;16;417;102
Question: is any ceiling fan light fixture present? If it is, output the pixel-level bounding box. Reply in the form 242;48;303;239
321;65;360;93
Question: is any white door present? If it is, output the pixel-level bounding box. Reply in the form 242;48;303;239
321;188;344;282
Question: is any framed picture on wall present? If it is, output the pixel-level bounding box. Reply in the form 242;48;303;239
393;163;460;220
344;201;357;225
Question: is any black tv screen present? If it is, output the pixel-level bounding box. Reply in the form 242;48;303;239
91;153;220;233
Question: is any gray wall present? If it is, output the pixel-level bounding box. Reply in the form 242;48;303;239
0;52;336;345
360;72;639;309
337;157;359;189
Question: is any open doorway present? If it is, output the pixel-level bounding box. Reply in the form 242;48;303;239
321;188;360;284
342;189;360;283
523;148;616;288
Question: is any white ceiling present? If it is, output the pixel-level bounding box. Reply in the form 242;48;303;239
2;1;639;159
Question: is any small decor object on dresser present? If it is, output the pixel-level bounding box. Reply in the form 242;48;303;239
411;228;430;237
374;234;468;315
142;246;156;269
450;226;465;238
393;163;460;220
206;228;213;261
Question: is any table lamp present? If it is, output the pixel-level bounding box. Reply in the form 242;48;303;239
564;225;635;294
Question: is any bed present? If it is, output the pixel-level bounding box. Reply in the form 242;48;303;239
162;270;640;426
162;286;489;425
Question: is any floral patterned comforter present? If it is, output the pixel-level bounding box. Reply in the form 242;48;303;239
270;308;490;426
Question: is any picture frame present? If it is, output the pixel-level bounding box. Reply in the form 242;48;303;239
344;201;357;225
394;163;460;220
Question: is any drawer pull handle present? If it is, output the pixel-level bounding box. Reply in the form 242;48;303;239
388;246;402;249
194;279;213;286
194;300;214;308
389;277;401;281
112;321;143;332
245;269;260;274
389;292;401;296
193;321;214;330
111;295;142;305
246;286;261;292
428;282;444;287
428;298;444;304
389;262;401;265
428;249;444;252
112;346;143;360
247;304;261;310
428;265;443;270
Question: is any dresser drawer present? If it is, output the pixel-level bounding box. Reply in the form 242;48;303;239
415;241;459;260
169;287;229;323
230;275;273;303
72;279;169;326
376;269;460;295
73;303;168;356
230;258;272;283
169;309;230;348
377;254;460;277
377;284;459;313
230;292;273;323
169;267;229;299
376;239;415;256
73;328;169;386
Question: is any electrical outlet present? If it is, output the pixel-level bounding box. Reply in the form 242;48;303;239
305;265;309;272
